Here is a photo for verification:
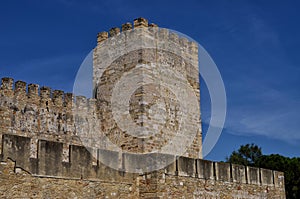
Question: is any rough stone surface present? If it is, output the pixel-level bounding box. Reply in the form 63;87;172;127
0;159;137;199
93;24;202;158
0;156;286;198
0;18;286;198
0;134;286;198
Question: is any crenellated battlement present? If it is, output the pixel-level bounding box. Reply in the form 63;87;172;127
93;18;199;92
0;78;104;113
95;18;198;70
0;92;286;188
96;18;155;42
1;77;74;105
0;133;286;198
0;18;286;198
0;133;285;188
0;77;103;161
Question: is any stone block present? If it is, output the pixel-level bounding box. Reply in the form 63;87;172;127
134;17;148;28
98;149;120;171
247;166;260;185
232;164;246;183
197;159;214;180
2;134;31;171
260;168;274;186
1;77;14;90
164;156;177;176
97;31;108;43
273;170;285;188
70;145;94;178
38;140;63;176
215;162;231;182
123;152;175;174
177;156;196;177
122;22;132;31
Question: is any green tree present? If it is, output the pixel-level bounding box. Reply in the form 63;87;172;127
226;143;262;166
226;144;300;199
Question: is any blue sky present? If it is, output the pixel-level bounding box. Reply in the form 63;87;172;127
0;0;299;161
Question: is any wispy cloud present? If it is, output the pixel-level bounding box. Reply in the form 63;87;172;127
225;84;300;144
203;8;300;145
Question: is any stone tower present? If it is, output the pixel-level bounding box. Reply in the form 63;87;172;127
93;18;202;160
0;18;285;198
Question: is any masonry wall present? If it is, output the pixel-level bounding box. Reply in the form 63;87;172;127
93;18;202;159
0;77;109;162
0;18;286;198
0;159;137;199
0;134;285;198
0;158;285;199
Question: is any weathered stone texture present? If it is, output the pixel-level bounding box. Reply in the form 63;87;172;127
93;20;202;159
0;134;286;198
152;174;285;199
0;17;286;198
0;159;137;199
0;156;285;198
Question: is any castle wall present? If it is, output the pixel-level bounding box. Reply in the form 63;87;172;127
151;158;285;198
0;134;135;180
0;134;285;198
0;18;286;198
0;159;137;199
0;77;112;162
138;174;285;199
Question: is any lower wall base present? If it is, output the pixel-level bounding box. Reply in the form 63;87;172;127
0;159;285;199
138;173;285;199
0;159;137;199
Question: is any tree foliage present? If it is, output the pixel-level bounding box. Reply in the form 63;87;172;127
226;143;262;166
226;144;300;199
